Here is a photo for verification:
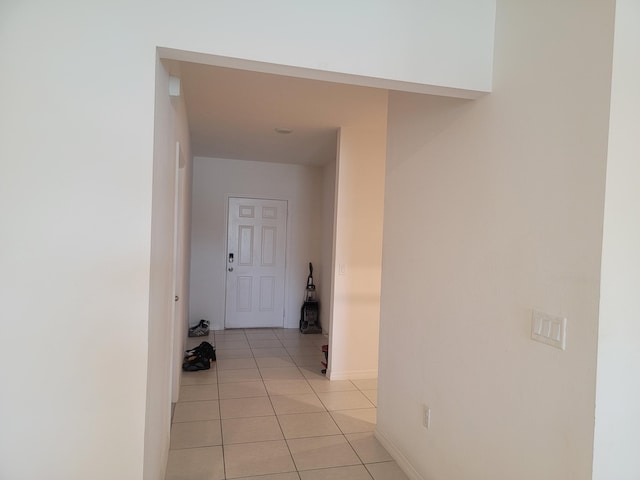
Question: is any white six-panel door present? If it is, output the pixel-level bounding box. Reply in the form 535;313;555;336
225;197;287;328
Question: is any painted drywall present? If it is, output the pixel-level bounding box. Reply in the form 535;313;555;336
189;157;324;330
0;1;495;478
155;0;496;97
593;1;640;478
377;2;615;479
320;159;337;334
144;60;193;480
328;122;388;380
144;59;176;480
0;5;157;480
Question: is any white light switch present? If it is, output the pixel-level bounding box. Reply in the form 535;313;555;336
531;310;566;350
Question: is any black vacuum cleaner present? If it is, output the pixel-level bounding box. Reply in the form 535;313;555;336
299;263;322;334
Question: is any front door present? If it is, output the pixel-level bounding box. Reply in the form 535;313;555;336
225;197;287;328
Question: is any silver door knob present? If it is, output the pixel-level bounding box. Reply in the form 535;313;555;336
228;267;234;272
174;295;179;301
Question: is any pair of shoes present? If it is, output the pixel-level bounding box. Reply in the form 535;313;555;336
185;341;216;361
182;355;210;371
182;341;216;372
188;319;210;337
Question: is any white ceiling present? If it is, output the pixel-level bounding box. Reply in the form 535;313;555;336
178;61;388;166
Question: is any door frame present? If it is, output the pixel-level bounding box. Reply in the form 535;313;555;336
170;142;187;402
223;195;289;329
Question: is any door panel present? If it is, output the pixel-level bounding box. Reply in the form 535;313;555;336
259;276;275;311
261;227;276;265
225;198;287;328
238;226;253;265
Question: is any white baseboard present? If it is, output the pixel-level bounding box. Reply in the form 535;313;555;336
374;428;425;480
327;368;378;380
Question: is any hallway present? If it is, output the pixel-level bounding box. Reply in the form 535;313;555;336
165;328;406;479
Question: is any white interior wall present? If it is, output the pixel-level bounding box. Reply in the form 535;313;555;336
144;59;175;480
0;6;157;480
593;1;640;478
0;1;496;479
145;59;192;480
320;159;337;334
155;0;496;97
328;121;388;380
377;2;615;479
189;157;323;330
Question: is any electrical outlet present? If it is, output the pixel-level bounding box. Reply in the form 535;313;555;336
422;405;431;429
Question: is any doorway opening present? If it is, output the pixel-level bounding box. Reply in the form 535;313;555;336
157;50;387;390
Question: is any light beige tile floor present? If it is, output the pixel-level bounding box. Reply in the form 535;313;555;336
165;328;408;480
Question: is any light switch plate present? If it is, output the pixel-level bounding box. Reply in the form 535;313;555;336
531;310;566;350
169;76;181;97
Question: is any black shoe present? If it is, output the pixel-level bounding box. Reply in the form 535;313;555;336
182;354;210;371
184;341;216;361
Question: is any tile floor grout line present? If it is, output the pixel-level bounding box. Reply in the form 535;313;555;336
214;332;226;480
263;348;300;475
232;331;294;478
